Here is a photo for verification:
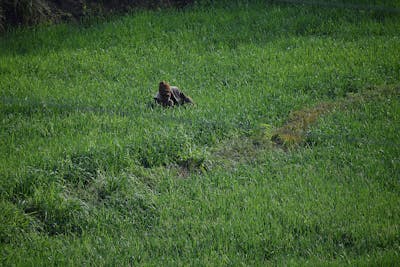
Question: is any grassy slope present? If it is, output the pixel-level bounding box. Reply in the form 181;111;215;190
1;1;400;265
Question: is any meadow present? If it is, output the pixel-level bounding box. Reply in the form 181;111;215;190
1;1;400;265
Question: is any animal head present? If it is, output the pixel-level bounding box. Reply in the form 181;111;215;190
159;81;171;99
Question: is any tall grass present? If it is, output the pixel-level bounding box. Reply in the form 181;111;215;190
1;1;399;265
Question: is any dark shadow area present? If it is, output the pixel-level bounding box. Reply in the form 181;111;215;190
0;0;194;32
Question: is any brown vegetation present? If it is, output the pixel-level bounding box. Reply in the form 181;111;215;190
271;102;334;147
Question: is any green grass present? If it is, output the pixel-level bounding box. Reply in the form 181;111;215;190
1;1;400;265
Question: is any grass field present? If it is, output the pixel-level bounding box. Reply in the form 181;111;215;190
1;0;400;265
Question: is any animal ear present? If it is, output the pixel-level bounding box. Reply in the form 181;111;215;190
159;81;171;90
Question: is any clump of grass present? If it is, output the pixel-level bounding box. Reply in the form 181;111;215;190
0;200;38;243
20;186;86;236
211;134;268;171
61;150;102;187
91;174;159;229
175;150;210;177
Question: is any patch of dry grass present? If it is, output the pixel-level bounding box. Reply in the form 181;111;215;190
271;85;399;148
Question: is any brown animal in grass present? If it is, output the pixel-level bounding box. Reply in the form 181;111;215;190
154;81;194;107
